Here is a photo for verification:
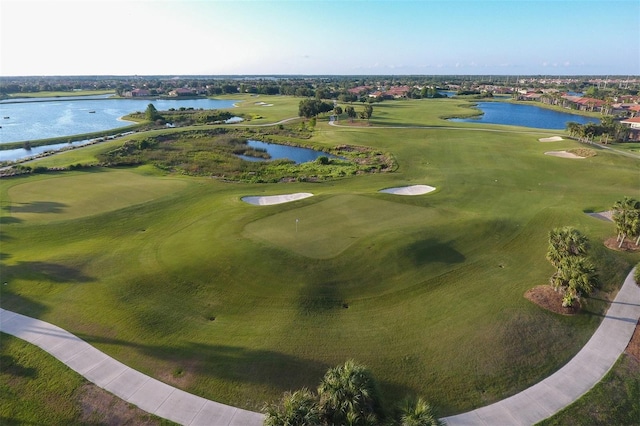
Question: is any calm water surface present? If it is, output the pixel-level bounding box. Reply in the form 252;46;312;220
449;102;600;129
238;140;340;164
0;96;237;144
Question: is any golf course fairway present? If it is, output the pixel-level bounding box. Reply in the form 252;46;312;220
1;96;638;417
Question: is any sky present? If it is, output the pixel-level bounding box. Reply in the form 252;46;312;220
1;0;638;76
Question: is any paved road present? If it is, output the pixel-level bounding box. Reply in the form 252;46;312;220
1;268;638;426
443;267;640;425
0;308;265;426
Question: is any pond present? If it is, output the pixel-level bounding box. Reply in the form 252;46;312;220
449;102;600;129
0;96;238;144
237;140;340;164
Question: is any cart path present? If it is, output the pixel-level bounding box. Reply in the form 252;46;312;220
443;267;640;425
1;268;638;426
0;308;265;426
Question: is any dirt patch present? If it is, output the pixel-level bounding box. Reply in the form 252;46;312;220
625;321;640;361
78;383;164;425
524;285;580;315
157;359;199;388
604;237;640;252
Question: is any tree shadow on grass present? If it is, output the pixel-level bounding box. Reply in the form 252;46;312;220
2;261;94;284
75;332;330;400
297;279;344;315
0;353;38;379
75;332;418;410
0;216;22;225
3;201;68;214
0;289;50;320
402;238;466;266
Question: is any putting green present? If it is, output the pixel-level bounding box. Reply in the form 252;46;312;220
7;170;188;224
243;194;445;259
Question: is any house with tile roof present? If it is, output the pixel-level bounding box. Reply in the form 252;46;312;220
620;116;640;141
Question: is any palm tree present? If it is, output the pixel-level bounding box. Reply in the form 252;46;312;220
546;227;595;306
264;388;322;426
566;121;581;138
317;360;382;426
546;226;589;274
612;197;640;247
400;397;444;426
556;256;597;307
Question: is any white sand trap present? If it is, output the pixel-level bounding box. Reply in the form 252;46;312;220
587;210;613;222
539;136;564;142
242;192;314;206
379;185;436;195
544;151;585;159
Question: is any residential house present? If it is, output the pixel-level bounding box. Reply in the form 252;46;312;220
620;117;640;141
169;88;196;97
124;88;151;97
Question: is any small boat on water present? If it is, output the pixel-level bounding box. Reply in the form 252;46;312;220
3;116;9;119
88;111;96;113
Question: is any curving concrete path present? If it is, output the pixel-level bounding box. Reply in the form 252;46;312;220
1;268;638;426
0;308;265;426
443;267;640;426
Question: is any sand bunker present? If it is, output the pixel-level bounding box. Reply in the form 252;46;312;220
544;151;585;159
242;193;313;206
379;185;436;195
539;136;564;142
587;210;613;222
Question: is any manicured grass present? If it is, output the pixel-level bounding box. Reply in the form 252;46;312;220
1;95;639;417
7;169;188;223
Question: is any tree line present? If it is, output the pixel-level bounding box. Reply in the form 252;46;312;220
565;117;631;143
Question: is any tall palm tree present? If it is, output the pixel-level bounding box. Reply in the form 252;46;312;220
546;226;589;272
317;360;382;426
546;227;595;305
556;256;597;307
400;397;444;426
613;197;640;247
264;388;322;426
566;121;581;138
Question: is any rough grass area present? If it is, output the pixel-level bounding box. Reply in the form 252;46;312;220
1;95;639;417
0;333;174;425
94;128;394;182
567;148;597;158
537;324;640;425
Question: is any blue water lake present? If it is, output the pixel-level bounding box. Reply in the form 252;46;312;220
238;140;340;164
449;102;600;129
0;96;237;144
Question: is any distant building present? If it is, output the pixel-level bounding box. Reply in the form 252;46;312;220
125;88;151;97
169;88;196;97
620;117;640;141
